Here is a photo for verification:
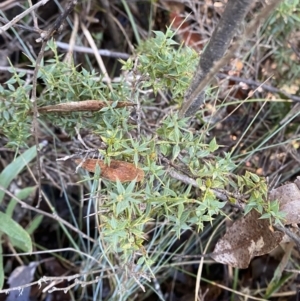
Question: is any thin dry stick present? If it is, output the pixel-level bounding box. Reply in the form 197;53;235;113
2;247;100;264
202;281;269;301
217;73;300;102
0;0;50;34
168;169;230;203
110;14;135;54
0;65;35;74
0;0;20;10
27;0;39;29
6;240;23;266
81;22;113;91
30;0;78;205
0;267;113;295
274;224;300;250
31;43;47;206
195;215;230;301
47;277;103;293
179;0;284;118
64;12;79;64
56;41;130;59
0;16;40;33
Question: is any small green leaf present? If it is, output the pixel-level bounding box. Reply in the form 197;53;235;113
208;138;219;152
172;144;181;160
259;212;271;219
26;215;44;235
249;172;260;183
116;200;129;215
137;256;145;265
160;144;169;156
3;110;9;121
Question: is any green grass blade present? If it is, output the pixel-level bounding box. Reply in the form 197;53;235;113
26;215;44;235
121;0;141;45
0;212;32;253
0;142;47;204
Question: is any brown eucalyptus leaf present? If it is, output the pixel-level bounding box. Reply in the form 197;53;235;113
211;210;283;269
269;182;300;225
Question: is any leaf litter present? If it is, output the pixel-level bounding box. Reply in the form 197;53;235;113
211;177;300;269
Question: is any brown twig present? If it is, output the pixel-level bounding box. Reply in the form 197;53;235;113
81;22;113;90
27;0;39;29
159;154;246;204
63;12;79;64
168;169;239;204
56;41;130;59
30;0;78;206
217;73;300;102
0;0;23;11
0;16;40;33
274;224;300;251
0;0;51;34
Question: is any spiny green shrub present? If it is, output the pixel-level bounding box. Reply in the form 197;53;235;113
0;29;284;276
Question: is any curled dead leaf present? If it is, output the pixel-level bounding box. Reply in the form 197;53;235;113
211;210;283;269
74;158;144;183
37;100;134;113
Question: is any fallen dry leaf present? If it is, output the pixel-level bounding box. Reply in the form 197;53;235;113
211;210;283;269
6;262;39;301
37;100;134;113
269;177;300;225
74;158;144;183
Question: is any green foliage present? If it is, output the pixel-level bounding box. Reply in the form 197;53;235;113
0;29;284;281
0;39;133;147
0;212;32;253
269;0;299;29
0;143;44;203
0;144;43;289
135;27;198;100
264;0;300;84
0;69;33;148
237;171;285;225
